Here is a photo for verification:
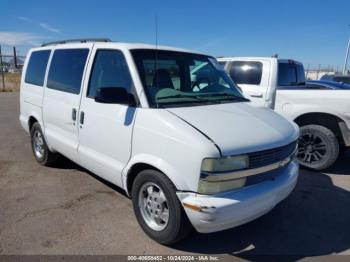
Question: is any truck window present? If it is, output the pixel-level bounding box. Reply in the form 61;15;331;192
47;49;89;94
278;62;305;86
334;76;350;84
88;50;132;98
228;61;262;85
25;50;51;86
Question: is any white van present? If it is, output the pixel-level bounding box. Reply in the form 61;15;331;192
20;39;299;244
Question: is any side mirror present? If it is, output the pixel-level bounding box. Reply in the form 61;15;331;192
95;87;136;106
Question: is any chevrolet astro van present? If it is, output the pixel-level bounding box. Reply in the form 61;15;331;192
20;39;299;244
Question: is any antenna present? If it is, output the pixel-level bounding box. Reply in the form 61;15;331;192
155;14;159;107
155;14;158;49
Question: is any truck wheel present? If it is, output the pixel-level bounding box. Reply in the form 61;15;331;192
131;169;192;245
297;124;339;170
30;122;59;166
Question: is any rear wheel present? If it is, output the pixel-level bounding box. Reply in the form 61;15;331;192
131;169;192;245
30;122;59;166
297;124;339;170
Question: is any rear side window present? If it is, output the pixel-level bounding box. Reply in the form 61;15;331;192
47;49;89;94
228;61;263;85
88;50;132;98
25;50;51;86
278;62;305;86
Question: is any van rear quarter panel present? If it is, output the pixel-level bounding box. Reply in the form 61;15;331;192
20;50;47;133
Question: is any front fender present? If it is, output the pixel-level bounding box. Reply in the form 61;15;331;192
121;108;220;195
122;153;189;195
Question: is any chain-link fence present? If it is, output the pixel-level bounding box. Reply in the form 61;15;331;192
0;45;25;92
304;64;346;80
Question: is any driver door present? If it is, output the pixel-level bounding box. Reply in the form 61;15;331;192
77;46;136;187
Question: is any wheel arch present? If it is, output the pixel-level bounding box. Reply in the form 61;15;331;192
28;116;39;131
126;163;163;197
294;112;345;146
27;109;44;131
27;112;53;151
122;155;190;197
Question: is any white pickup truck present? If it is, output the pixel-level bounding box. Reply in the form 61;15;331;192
218;57;350;170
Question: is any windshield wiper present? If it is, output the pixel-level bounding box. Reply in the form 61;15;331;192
198;92;250;101
157;94;205;101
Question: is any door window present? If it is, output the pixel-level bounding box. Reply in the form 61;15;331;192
47;49;89;94
88;50;132;98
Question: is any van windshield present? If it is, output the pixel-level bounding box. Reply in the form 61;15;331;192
131;49;247;108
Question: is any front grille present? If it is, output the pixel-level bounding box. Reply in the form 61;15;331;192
248;140;297;169
245;166;288;186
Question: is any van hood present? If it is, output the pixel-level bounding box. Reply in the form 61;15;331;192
167;102;299;156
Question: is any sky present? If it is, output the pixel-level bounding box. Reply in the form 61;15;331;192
1;0;349;70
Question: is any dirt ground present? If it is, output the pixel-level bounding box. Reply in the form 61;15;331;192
0;73;21;92
0;92;349;259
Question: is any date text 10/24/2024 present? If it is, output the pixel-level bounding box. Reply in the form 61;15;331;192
127;255;220;261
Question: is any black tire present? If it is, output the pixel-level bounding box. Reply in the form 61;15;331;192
131;169;192;245
297;124;339;170
30;122;59;166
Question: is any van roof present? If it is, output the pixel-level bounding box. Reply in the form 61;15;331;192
29;40;206;56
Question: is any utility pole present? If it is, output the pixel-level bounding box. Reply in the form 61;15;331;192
343;25;350;75
343;37;350;75
0;45;5;89
13;46;17;69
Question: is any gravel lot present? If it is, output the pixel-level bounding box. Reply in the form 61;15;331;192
0;92;349;259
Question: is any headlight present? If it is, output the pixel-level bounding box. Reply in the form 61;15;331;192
199;155;249;194
201;155;248;172
198;178;246;195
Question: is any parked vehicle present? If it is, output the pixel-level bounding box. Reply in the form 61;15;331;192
20;39;299;244
306;80;350;90
218;57;350;170
320;74;350;84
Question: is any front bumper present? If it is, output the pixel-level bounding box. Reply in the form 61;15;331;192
177;160;298;233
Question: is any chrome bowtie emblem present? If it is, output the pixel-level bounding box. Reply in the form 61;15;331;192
279;158;290;167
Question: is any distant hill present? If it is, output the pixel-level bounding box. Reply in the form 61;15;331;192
8;57;24;66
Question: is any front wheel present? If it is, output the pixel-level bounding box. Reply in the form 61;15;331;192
297;124;339;170
131;170;192;245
